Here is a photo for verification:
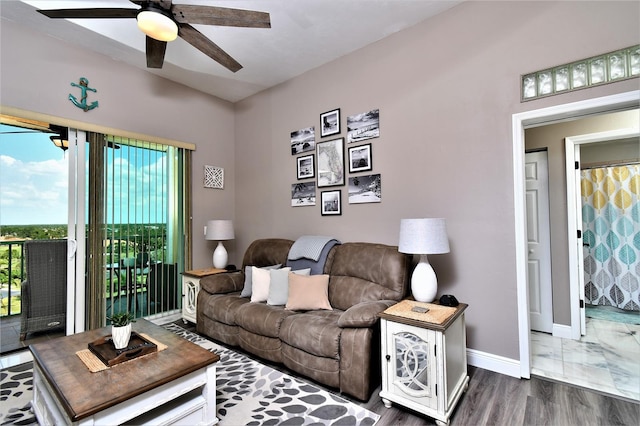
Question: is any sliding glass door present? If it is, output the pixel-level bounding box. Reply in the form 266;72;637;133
85;133;190;329
1;115;192;334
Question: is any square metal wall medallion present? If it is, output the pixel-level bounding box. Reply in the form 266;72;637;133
204;165;224;189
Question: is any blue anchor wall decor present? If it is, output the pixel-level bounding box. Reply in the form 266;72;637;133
69;77;99;112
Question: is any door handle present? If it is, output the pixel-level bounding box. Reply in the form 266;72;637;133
68;239;77;260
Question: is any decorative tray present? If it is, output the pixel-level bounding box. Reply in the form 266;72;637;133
88;332;157;367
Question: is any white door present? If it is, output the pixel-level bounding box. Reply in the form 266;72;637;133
66;128;87;335
525;151;553;333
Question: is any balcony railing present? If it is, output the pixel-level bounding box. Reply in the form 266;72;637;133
0;240;25;317
1;239;179;319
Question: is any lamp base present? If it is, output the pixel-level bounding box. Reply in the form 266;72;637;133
411;254;438;303
213;241;228;269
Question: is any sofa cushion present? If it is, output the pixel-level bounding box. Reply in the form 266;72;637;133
327;243;410;311
337;300;398;328
280;311;343;359
282;343;340;389
235;302;297;338
198;293;249;325
200;271;244;294
241;238;294;270
286;273;332;311
240;263;281;298
268;268;310;306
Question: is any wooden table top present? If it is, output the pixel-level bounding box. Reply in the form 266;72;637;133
29;319;219;422
379;302;468;331
182;267;228;277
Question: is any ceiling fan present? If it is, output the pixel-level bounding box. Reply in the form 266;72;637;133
36;0;271;72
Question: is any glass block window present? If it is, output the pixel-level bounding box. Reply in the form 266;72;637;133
522;45;639;101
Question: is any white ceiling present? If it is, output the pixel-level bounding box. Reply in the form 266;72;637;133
3;1;464;102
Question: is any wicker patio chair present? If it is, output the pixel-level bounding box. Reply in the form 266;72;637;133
20;239;67;340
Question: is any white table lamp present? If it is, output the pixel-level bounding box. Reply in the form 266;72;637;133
398;218;450;302
205;220;235;269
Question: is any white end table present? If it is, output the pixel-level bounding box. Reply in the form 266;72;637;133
182;267;228;323
379;300;469;426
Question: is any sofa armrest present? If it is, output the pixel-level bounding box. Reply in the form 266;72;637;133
199;272;244;294
337;300;397;328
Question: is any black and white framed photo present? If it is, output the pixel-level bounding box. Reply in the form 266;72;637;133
291;182;316;207
296;154;315;180
348;174;381;204
348;144;372;173
320;108;340;138
321;190;342;215
316;137;344;187
347;109;380;143
290;126;315;155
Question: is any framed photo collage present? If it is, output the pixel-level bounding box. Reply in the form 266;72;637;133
290;108;381;214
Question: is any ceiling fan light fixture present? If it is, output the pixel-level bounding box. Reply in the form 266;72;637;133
137;8;178;42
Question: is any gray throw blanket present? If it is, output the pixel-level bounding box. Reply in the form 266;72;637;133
288;235;340;261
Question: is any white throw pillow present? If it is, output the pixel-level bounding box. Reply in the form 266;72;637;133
240;263;281;298
250;266;272;303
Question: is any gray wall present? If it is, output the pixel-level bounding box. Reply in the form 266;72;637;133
0;18;237;270
525;110;640;326
233;1;640;359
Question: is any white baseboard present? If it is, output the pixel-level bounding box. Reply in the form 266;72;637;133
552;323;573;339
466;349;521;378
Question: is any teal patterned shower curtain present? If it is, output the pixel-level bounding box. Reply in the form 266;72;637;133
581;164;640;311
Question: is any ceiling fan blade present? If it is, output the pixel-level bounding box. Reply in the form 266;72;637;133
178;24;242;72
172;5;270;28
146;37;167;68
130;0;172;7
37;8;139;19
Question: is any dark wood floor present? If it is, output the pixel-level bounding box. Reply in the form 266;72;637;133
364;366;639;425
178;321;639;426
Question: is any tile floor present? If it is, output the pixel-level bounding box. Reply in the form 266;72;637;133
531;316;640;401
0;315;65;354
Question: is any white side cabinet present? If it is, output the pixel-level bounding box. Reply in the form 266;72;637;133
181;268;226;324
379;301;469;426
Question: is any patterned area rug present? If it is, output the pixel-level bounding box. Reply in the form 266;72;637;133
0;323;379;426
0;362;33;425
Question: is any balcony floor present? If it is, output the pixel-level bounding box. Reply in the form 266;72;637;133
1;293;151;355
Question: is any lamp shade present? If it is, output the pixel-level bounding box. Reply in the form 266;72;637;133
398;218;450;255
205;220;235;241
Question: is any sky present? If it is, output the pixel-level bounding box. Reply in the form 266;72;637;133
0;124;169;226
0;124;69;225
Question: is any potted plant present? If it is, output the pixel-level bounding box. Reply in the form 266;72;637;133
108;312;135;350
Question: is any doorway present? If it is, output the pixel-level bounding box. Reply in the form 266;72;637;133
512;89;640;380
565;129;640;336
528;128;640;401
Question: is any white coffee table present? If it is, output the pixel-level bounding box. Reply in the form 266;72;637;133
30;319;219;425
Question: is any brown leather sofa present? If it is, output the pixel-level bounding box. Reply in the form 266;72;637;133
196;238;410;401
